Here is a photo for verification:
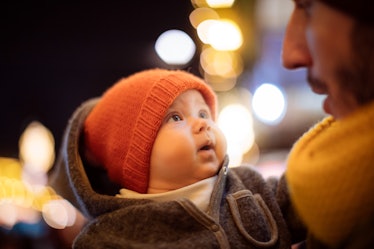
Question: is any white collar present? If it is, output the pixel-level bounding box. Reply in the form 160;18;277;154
117;176;217;212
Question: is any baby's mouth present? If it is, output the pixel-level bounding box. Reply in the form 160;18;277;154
199;140;214;152
200;144;212;151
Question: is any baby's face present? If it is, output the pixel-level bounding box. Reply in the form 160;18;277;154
148;90;227;193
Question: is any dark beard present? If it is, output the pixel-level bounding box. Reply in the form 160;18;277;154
306;23;374;106
336;62;372;105
307;62;372;106
346;22;374;105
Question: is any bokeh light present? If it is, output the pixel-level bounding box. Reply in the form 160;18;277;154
1;121;80;231
218;104;255;167
206;0;235;8
252;83;287;125
203;72;237;92
189;7;219;29
42;199;77;229
19;121;55;174
200;46;243;78
197;19;243;51
155;29;196;65
191;0;235;8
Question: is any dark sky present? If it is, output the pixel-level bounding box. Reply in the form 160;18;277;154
0;1;196;157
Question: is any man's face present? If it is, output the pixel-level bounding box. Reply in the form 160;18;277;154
147;90;227;194
282;0;359;119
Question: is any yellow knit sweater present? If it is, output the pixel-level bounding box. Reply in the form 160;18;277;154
286;101;374;247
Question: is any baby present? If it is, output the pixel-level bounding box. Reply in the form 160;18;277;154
51;68;305;248
83;68;226;211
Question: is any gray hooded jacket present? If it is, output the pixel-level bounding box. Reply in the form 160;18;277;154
49;98;306;249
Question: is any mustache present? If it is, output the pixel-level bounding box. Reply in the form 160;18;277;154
307;71;327;93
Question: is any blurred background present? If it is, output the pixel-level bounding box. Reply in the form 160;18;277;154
0;0;326;248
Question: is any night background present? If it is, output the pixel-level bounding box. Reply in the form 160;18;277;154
1;1;198;158
0;1;328;248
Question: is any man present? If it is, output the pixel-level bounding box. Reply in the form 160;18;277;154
282;0;374;248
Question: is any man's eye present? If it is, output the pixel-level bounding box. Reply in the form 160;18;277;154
168;114;182;123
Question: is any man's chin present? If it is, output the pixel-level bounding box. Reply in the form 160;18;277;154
323;96;333;116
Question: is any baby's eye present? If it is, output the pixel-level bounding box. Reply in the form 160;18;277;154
199;110;210;119
167;114;183;123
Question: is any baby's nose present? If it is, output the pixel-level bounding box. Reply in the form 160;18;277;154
193;118;210;133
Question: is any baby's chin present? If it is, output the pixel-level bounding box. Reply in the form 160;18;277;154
197;163;221;179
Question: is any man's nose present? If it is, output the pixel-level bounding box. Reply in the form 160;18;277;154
282;10;312;69
192;118;211;133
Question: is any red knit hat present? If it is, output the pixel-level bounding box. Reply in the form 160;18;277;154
84;69;217;193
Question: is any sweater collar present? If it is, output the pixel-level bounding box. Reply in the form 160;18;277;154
286;100;374;247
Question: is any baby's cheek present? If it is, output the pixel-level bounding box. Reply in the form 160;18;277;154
216;129;228;162
156;140;195;167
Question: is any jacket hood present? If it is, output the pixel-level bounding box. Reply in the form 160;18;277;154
49;98;151;218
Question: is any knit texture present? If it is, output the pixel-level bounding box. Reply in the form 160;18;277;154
84;69;217;193
286;101;374;247
319;0;373;24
